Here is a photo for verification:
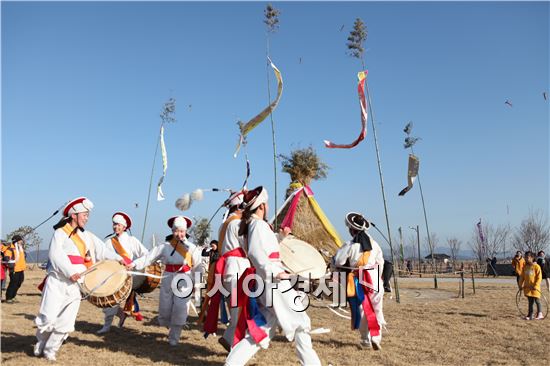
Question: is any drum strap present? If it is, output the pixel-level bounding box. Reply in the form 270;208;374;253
217;212;242;255
169;239;193;267
61;224;92;269
111;236;132;265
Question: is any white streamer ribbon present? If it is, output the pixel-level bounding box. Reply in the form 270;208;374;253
157;125;168;201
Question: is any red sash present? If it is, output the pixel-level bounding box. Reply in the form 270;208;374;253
165;264;191;273
37;255;88;292
356;268;381;337
203;247;246;334
233;266;268;346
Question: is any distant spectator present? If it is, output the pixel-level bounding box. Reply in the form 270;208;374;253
536;250;549;294
512;251;525;288
382;260;393;292
406;260;413;276
202;240;219;265
5;235;26;303
519;251;543;320
490;257;497;277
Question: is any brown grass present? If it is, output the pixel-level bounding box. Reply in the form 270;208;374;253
275;193;341;260
1;269;549;365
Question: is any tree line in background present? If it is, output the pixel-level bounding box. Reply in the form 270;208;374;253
5;209;550;267
394;210;550;271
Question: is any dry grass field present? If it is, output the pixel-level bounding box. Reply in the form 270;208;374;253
1;268;549;365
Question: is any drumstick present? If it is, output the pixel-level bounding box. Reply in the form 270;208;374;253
79;267;98;277
279;241;295;254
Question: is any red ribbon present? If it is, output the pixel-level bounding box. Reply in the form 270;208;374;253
165;264;191;273
324;70;368;149
233;267;268;346
203;248;246;334
359;268;380;337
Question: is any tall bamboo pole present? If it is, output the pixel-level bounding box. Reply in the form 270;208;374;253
264;4;280;230
141;129;161;243
266;37;279;229
361;59;399;302
409;144;437;288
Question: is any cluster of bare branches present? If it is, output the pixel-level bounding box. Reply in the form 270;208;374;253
512;210;550;253
279;146;329;187
346;18;367;59
160;98;176;124
469;223;510;262
5;226;42;250
188;217;211;246
264;4;280;33
447;237;462;269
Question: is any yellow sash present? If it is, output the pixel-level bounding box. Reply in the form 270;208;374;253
198;213;243;323
170;239;193;267
217;212;242;255
61;223;93;268
111;236;131;261
347;250;371;297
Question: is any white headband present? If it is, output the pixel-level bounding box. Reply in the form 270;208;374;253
67;199;94;216
172;216;188;230
112;214;127;228
249;188;268;211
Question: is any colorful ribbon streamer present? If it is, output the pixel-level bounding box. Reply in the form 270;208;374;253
157;125;168;201
398;154;420;196
234;59;283;157
324;70;368;149
278;183;343;247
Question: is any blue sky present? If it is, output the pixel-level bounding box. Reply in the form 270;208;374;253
2;1;548;256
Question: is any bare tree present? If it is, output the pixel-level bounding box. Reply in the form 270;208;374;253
424;232;439;254
6;226;43;263
189;217;212;246
469;222;510;262
447;237;462;269
512;210;550;253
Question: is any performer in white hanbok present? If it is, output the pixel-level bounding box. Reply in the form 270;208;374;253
203;190;250;351
225;186;321;366
133;216;202;346
34;197;125;361
97;212;149;334
333;212;386;350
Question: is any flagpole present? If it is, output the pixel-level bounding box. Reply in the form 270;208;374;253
266;33;279;230
409;145;437;289
362;60;399;303
141;124;162;243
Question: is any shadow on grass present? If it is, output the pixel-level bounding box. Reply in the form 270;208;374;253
3;315;223;365
71;319;224;365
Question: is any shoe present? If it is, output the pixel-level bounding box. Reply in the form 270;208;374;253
371;340;382;351
360;339;372;349
44;352;56;362
96;326;111;334
33;343;44;357
5;299;14;304
524;316;533;321
169;340;178;346
535;313;544;320
118;312;128;328
218;337;231;352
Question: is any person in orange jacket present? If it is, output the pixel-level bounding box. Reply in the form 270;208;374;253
5;235;26;303
512;251;525;289
519;251;543;320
